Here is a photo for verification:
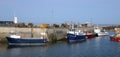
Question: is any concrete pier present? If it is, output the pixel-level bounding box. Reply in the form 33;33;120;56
0;26;98;43
0;27;68;42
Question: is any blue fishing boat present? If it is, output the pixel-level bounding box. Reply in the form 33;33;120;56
6;31;47;45
66;29;86;42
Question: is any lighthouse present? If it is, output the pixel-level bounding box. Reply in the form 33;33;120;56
14;16;18;24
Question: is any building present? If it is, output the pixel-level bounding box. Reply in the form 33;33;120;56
0;21;15;27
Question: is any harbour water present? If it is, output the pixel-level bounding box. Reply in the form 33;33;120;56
0;32;120;57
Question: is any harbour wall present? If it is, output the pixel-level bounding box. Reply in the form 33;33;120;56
0;27;68;42
0;26;97;42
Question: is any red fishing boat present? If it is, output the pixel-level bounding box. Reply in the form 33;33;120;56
85;31;98;39
86;33;94;39
110;36;120;42
110;28;120;42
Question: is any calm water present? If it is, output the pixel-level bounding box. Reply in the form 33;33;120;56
0;32;120;57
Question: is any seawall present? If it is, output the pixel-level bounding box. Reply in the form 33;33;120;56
0;27;68;42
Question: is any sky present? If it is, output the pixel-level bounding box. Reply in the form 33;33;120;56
0;0;120;24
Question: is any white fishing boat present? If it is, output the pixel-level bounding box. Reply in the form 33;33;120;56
94;27;108;36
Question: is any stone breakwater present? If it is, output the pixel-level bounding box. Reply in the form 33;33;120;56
0;26;98;43
0;27;67;42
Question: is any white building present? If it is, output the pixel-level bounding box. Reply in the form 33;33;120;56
14;16;18;24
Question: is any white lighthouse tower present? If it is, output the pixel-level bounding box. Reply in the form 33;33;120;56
14;16;18;24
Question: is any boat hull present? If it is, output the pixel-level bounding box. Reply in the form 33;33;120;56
86;33;98;39
110;36;120;42
66;33;86;41
86;34;94;39
6;37;47;45
96;32;108;36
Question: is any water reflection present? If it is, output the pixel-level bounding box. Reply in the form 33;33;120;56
0;43;49;57
7;44;47;49
1;32;120;57
7;44;49;55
